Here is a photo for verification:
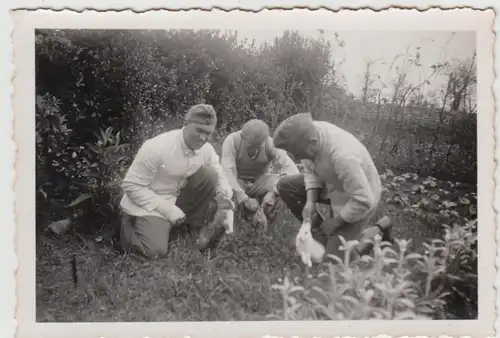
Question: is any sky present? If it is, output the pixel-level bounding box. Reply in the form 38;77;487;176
233;29;476;101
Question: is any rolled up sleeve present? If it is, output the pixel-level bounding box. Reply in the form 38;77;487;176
220;135;245;197
268;139;300;177
121;140;164;212
302;159;323;191
334;155;375;223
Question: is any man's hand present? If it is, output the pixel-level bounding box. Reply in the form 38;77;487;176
216;193;235;211
169;206;186;226
157;204;186;226
235;190;258;213
243;198;260;213
301;201;316;223
321;214;346;236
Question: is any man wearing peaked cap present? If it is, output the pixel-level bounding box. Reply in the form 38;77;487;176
118;103;235;259
221;119;299;228
273;113;383;260
273;113;318;159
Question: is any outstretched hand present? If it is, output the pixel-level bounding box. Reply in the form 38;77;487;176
157;204;186;226
243;198;260;213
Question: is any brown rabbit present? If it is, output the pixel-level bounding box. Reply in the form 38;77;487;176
252;204;269;235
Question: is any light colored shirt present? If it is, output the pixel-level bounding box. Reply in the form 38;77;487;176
302;121;382;223
221;131;299;201
120;128;233;220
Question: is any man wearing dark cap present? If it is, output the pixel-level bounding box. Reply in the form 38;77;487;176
221;119;299;225
272;113;382;260
118;104;234;259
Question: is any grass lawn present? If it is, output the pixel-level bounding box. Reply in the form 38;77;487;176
35;171;477;322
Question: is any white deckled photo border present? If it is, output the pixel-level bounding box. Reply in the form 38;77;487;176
10;6;497;338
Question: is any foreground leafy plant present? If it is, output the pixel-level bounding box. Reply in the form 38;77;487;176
269;220;477;320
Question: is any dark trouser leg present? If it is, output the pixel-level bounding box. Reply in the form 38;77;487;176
246;173;281;201
276;174;330;245
175;165;228;250
276;174;328;227
276;174;307;221
175;165;218;228
120;213;172;259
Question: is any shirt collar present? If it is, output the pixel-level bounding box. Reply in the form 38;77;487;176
179;128;200;157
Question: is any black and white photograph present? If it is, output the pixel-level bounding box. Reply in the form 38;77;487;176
12;7;496;338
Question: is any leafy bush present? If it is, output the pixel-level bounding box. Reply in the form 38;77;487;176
268;218;477;320
36;88;134;233
65;127;135;234
36;93;72;197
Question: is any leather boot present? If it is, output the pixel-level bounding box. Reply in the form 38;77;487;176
355;215;393;256
195;217;227;252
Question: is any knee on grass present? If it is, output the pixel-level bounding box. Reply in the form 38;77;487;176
141;243;169;259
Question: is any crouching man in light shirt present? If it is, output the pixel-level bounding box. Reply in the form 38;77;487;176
272;113;382;261
118;104;234;259
221;119;300;224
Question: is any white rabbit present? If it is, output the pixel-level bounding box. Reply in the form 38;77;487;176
295;220;326;267
213;197;235;234
220;208;235;234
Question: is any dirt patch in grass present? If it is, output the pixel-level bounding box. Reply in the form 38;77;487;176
36;173;477;321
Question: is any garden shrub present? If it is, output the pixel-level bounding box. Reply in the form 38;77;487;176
64;127;135;235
